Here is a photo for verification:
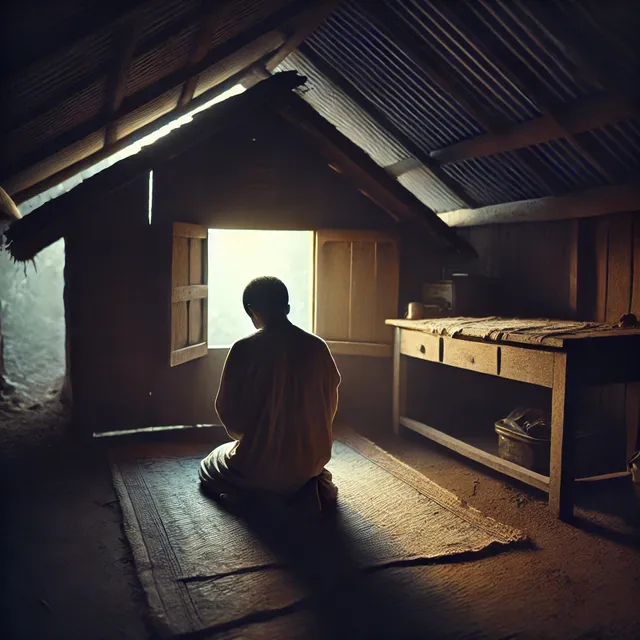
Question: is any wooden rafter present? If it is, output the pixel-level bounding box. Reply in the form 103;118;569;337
357;2;499;134
438;0;616;182
11;62;272;204
2;1;317;188
104;16;143;147
299;44;480;208
264;0;341;72
430;92;640;165
176;1;223;110
277;92;477;257
6;72;307;260
3;4;200;135
438;179;640;227
4;9;205;135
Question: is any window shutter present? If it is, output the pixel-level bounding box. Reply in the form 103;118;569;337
170;223;208;366
314;230;399;346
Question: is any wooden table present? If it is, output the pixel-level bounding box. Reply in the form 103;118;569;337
387;319;640;519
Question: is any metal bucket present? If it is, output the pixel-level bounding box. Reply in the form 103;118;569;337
495;421;599;478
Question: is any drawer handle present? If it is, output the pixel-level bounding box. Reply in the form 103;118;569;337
419;344;426;354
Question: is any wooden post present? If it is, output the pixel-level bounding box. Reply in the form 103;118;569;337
625;382;640;462
549;351;577;519
392;327;406;435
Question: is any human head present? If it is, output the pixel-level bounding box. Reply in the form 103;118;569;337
242;276;290;328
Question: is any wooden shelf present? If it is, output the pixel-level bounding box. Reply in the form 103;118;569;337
399;416;551;492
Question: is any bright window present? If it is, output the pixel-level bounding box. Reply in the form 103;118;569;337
207;230;313;346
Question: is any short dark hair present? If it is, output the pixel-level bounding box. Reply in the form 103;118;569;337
242;276;289;319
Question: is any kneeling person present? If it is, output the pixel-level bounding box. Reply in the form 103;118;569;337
200;276;341;508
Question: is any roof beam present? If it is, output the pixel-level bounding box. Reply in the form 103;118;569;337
2;1;317;189
298;44;479;208
104;16;143;147
6;73;307;259
11;63;271;205
265;0;341;72
431;92;640;165
3;5;201;135
442;0;615;182
176;1;225;110
277;92;476;257
356;2;500;134
438;180;640;227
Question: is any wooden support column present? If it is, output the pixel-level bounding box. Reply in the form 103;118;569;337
549;351;577;520
626;382;640;461
392;328;407;435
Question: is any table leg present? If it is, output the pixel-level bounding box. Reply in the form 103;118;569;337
549;352;577;520
392;328;406;435
625;382;640;462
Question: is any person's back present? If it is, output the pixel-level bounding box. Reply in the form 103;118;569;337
199;276;341;502
221;322;339;493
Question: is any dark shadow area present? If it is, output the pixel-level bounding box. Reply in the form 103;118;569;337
194;492;466;640
0;400;151;640
572;480;640;549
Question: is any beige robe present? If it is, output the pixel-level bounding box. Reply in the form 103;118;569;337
200;321;341;496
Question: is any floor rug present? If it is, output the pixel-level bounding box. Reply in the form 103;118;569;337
111;428;524;638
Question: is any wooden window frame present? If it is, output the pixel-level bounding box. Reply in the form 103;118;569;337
313;229;399;357
170;223;208;366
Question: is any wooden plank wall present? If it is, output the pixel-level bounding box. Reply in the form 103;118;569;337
63;110;404;432
457;211;640;463
457;220;575;318
589;213;640;323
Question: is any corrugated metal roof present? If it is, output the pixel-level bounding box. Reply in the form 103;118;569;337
277;51;466;213
397;166;467;214
388;0;540;123
442;154;546;206
4;0;640;219
576;121;640;183
530;138;610;191
277;53;408;167
447;0;601;105
306;1;485;149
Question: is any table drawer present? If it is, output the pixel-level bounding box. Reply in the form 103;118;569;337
443;339;498;375
500;345;554;387
400;330;440;362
